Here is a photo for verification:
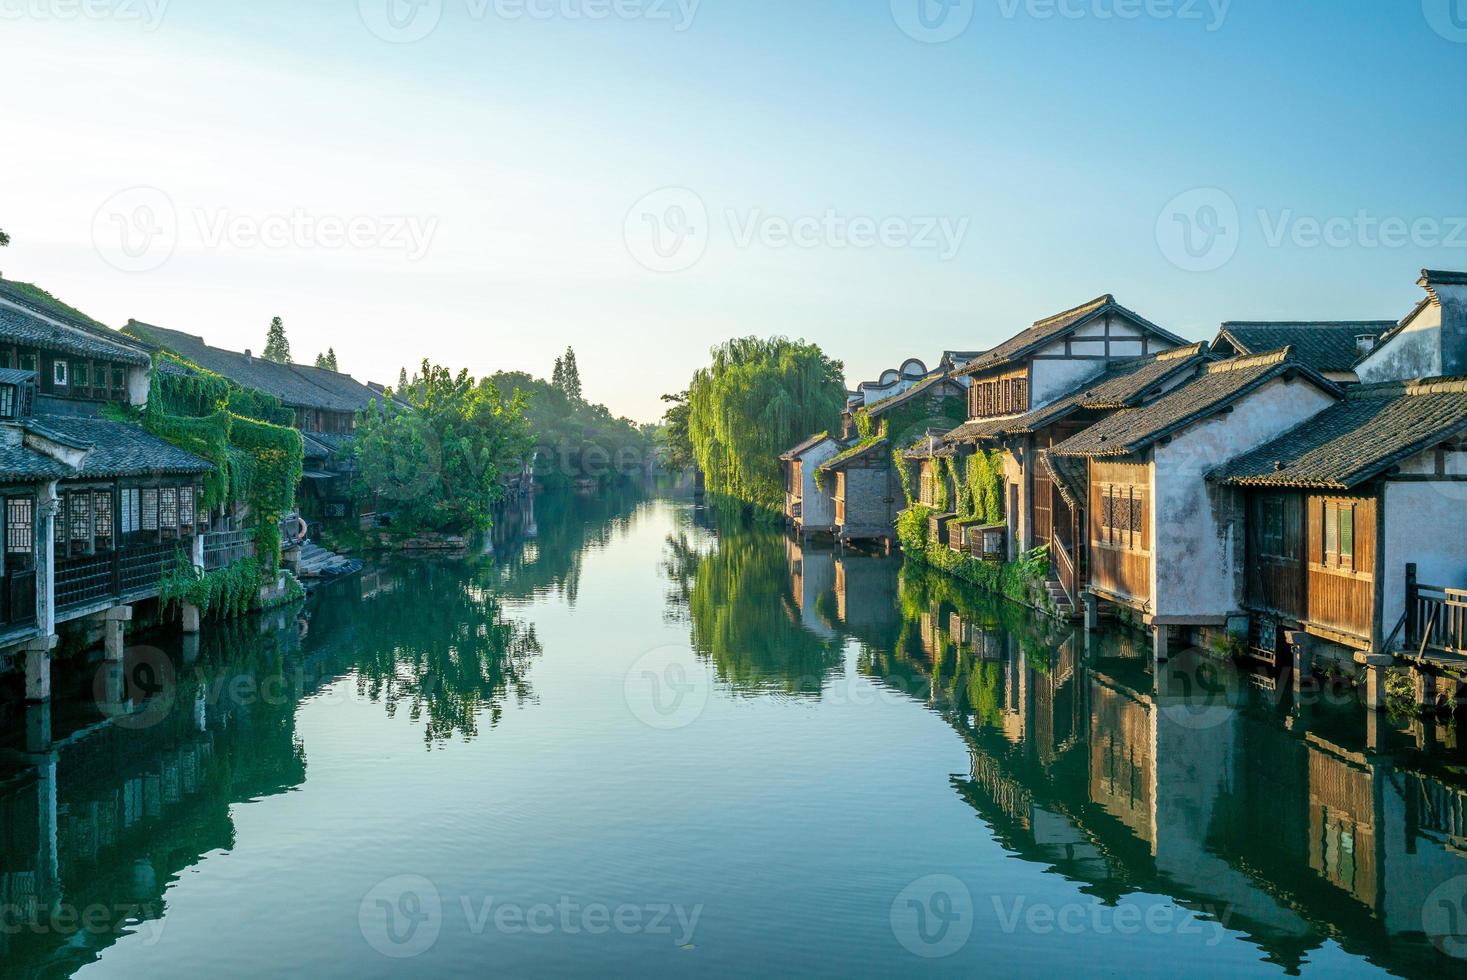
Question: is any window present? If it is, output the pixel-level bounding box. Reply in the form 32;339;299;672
53;360;68;387
68;492;91;552
1323;500;1356;570
0;384;13;419
6;496;35;562
73;362;91;393
19;352;37;374
93;491;113;551
160;487;179;532
179;486;195;531
0;349;11;368
120;488;140;534
1099;484;1146;550
141;488;159;532
111;366;128;398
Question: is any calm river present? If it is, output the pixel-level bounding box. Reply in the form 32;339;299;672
2;491;1466;977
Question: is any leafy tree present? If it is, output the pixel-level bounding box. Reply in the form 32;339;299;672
560;346;583;402
551;356;564;391
354;360;532;533
314;348;339;371
262;316;291;363
0;228;10;247
659;390;694;470
687;337;846;511
398;366;409;391
485;369;650;489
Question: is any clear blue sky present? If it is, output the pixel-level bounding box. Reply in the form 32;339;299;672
2;2;1465;421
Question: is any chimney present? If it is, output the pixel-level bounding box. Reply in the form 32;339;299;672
1355;333;1377;357
244;349;253;361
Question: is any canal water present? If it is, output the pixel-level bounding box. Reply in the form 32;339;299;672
2;491;1466;978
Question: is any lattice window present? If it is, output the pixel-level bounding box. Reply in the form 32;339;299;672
69;492;91;550
6;497;34;556
120;488;140;534
179;487;195;530
94;490;113;549
142;488;159;531
0;384;13;419
160;488;179;530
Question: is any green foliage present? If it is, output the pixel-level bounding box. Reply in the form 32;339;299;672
230;416;305;569
314;348;339;371
160;552;263;620
658;391;695;471
552;346;583;402
687;336;846;512
262;316;291;363
964;450;1005;524
483;368;649;490
896;505;934;554
932;457;953;512
0;228;8;247
898;510;1055;616
355;360;533;534
3;279;109;330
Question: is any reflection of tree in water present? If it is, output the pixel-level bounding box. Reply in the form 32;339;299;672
663;517;843;697
487;485;645;606
338;560;543;747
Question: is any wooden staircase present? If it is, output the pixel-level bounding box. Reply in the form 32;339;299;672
1044;577;1076;619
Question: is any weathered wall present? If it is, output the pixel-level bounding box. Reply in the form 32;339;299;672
1357;304;1441;383
1380;479;1467;646
1031;355;1105;409
841;463;898;539
1151;377;1337;621
1001;447;1026;555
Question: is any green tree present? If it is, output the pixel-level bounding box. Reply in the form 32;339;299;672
560;347;583;402
687;337;846;511
659;390;694;470
315;348;339;371
262;316;291;363
354;360;532;533
398;366;409;391
0;228;10;247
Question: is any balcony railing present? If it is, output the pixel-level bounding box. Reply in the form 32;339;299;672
203;529;255;570
1407;563;1467;659
56;541;184;612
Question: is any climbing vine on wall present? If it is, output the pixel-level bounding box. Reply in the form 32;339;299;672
964;450;1005;525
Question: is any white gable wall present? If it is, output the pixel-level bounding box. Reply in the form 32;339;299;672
1150;376;1338;621
1380;454;1467;647
1357;304;1442;383
797;439;841;531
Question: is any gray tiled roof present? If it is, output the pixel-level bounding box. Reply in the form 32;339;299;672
902;429;958;460
1003;343;1212;433
1040;450;1087;510
0;439;73;482
1209;377;1467;489
302;430;354;461
819;437;889;472
957;295;1187;376
944;415;1019;445
1051;349;1338;458
126;320;380;412
1215;322;1391;373
24;416;213;478
0;305;150;365
861;372;962;418
780;431;835;460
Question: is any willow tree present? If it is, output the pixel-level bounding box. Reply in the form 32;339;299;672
687;337;845;511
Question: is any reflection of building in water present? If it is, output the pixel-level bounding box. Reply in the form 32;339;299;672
784;536;837;641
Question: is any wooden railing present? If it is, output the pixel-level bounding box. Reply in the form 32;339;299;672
56;541;183;612
1407;563;1467;658
1052;534;1078;607
203;530;254;570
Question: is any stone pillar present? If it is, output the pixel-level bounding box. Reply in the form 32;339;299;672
1152;624;1170;664
102;605;133;663
181;603;201;635
23;634;56;702
191;531;206;569
283;546;302;575
36;482;59;635
1355;651;1394;712
1083;592;1099;633
1285;631;1316;696
1415;669;1438;713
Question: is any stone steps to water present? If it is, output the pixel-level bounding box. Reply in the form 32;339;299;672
296;541;363;580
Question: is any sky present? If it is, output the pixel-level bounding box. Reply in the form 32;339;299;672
1;1;1465;423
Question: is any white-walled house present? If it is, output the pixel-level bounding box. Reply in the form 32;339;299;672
1356;270;1467;383
1210;376;1467;665
781;433;843;535
1050;350;1341;657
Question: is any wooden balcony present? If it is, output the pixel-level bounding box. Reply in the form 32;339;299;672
55;541;182;616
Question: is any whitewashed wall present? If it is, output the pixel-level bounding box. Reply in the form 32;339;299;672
798;439;841;531
1150;377;1337;621
1357;304;1442;383
1380;478;1467;645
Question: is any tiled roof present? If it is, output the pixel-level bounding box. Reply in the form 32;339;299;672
780;431;835;460
944;415;1019;445
902;429;958;460
0;437;73;482
1422;269;1467;287
861;372;961;418
1004;343;1212;433
956;295;1186;376
1210;377;1467;489
0;304;150;365
1051;349;1338;458
126;320;380;412
1040;450;1087;511
1215;322;1391;373
819;437;889;472
302;430;354;461
24;416;213;478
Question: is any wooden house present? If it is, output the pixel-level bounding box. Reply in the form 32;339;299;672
1210;376;1467;660
1211;321;1392;385
780;432;843;535
945;296;1189;561
818;437;902;546
1049;350;1340;656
